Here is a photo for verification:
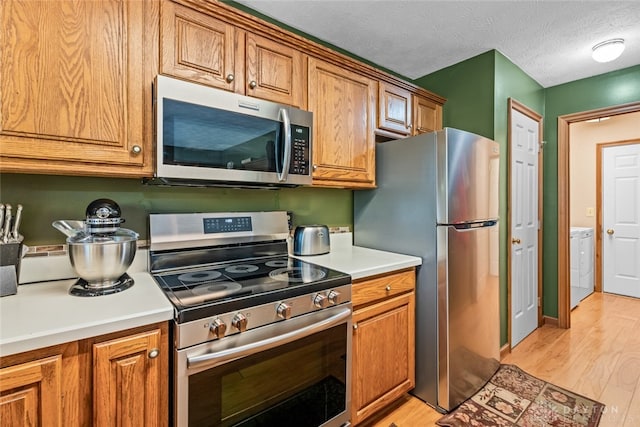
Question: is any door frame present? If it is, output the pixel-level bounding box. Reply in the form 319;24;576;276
557;101;640;328
507;98;543;351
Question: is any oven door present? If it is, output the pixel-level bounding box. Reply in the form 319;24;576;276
175;304;352;427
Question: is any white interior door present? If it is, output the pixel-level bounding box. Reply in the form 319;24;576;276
510;108;539;347
603;143;640;298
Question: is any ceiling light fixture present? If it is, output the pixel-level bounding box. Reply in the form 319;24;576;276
592;39;625;63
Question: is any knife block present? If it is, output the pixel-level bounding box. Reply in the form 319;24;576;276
0;242;22;297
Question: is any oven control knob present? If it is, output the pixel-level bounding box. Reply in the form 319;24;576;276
313;293;329;309
276;302;292;320
210;319;227;338
327;290;341;305
232;313;248;332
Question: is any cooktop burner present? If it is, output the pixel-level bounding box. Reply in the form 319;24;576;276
153;256;350;323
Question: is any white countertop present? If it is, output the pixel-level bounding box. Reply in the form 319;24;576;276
0;251;174;357
1;233;419;357
293;233;422;280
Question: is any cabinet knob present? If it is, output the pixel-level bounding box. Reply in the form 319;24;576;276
148;348;159;359
353;324;358;330
131;145;142;154
226;74;235;83
385;285;392;292
607;228;615;235
313;164;318;171
248;80;257;89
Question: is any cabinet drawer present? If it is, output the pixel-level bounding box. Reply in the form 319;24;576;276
352;269;415;307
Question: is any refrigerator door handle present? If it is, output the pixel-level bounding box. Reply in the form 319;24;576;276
446;219;498;230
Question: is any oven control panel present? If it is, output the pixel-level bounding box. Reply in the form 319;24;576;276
175;284;352;350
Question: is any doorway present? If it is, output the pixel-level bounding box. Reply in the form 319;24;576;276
558;102;640;328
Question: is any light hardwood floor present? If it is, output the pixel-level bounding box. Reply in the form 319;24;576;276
363;292;640;426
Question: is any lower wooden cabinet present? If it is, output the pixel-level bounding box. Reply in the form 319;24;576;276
351;269;416;425
0;322;168;427
0;354;63;426
93;329;165;427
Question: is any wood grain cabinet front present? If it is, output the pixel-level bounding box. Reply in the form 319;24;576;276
0;0;156;177
93;328;166;427
308;57;376;188
377;81;413;137
161;1;305;108
0;323;168;427
0;354;63;426
351;269;416;425
413;94;443;135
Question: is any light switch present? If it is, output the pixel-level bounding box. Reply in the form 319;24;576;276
586;207;595;217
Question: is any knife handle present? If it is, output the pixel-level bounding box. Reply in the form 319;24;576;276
11;204;23;241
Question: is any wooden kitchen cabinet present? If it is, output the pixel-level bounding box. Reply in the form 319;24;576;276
377;81;413;137
161;1;305;108
93;328;166;427
351;269;416;425
0;323;168;427
308;57;376;188
0;354;63;426
413;94;443;135
0;0;156;177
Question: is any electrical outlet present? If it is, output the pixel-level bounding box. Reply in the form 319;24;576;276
586;207;595;217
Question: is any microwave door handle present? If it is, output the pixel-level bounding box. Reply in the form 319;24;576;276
277;108;292;182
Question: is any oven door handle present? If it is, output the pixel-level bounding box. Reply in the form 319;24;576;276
187;306;351;370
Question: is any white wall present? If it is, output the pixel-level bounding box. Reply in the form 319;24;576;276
569;111;640;229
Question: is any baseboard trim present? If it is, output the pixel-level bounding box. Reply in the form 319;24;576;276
543;315;559;326
500;343;511;360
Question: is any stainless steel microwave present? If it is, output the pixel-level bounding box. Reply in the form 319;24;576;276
150;75;313;187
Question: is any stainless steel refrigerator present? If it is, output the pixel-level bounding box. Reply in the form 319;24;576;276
354;128;501;412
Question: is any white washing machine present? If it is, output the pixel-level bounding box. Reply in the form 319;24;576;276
570;227;594;309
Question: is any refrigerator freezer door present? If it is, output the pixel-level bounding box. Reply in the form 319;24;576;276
437;128;500;224
437;223;500;411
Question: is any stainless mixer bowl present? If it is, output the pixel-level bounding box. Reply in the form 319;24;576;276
67;231;138;287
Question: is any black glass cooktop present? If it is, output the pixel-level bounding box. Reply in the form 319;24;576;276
152;256;350;323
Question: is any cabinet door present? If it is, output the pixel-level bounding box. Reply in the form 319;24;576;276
161;0;239;92
351;292;415;425
0;355;62;426
245;33;305;108
413;94;443;135
93;329;163;427
378;82;412;136
308;58;376;188
0;0;152;176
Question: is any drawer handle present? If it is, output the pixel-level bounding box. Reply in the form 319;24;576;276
148;349;159;359
385;285;392;292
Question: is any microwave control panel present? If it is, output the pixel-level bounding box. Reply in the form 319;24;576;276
290;125;311;176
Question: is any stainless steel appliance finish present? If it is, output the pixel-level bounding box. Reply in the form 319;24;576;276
354;128;500;412
149;211;352;427
151;75;313;188
53;199;138;296
293;224;331;256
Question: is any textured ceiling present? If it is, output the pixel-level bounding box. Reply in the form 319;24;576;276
236;0;640;88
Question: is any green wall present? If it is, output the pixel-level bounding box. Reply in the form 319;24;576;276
542;65;640;318
416;50;545;346
0;174;352;245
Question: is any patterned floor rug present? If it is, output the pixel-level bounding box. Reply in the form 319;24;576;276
436;364;605;427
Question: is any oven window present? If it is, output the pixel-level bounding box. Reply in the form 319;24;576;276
188;323;347;427
163;98;283;173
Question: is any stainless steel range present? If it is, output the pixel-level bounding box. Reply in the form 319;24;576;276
149;211;352;427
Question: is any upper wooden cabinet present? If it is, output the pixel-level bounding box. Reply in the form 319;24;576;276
413;94;443;135
0;0;156;177
308;58;376;188
161;0;305;108
378;81;413;136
